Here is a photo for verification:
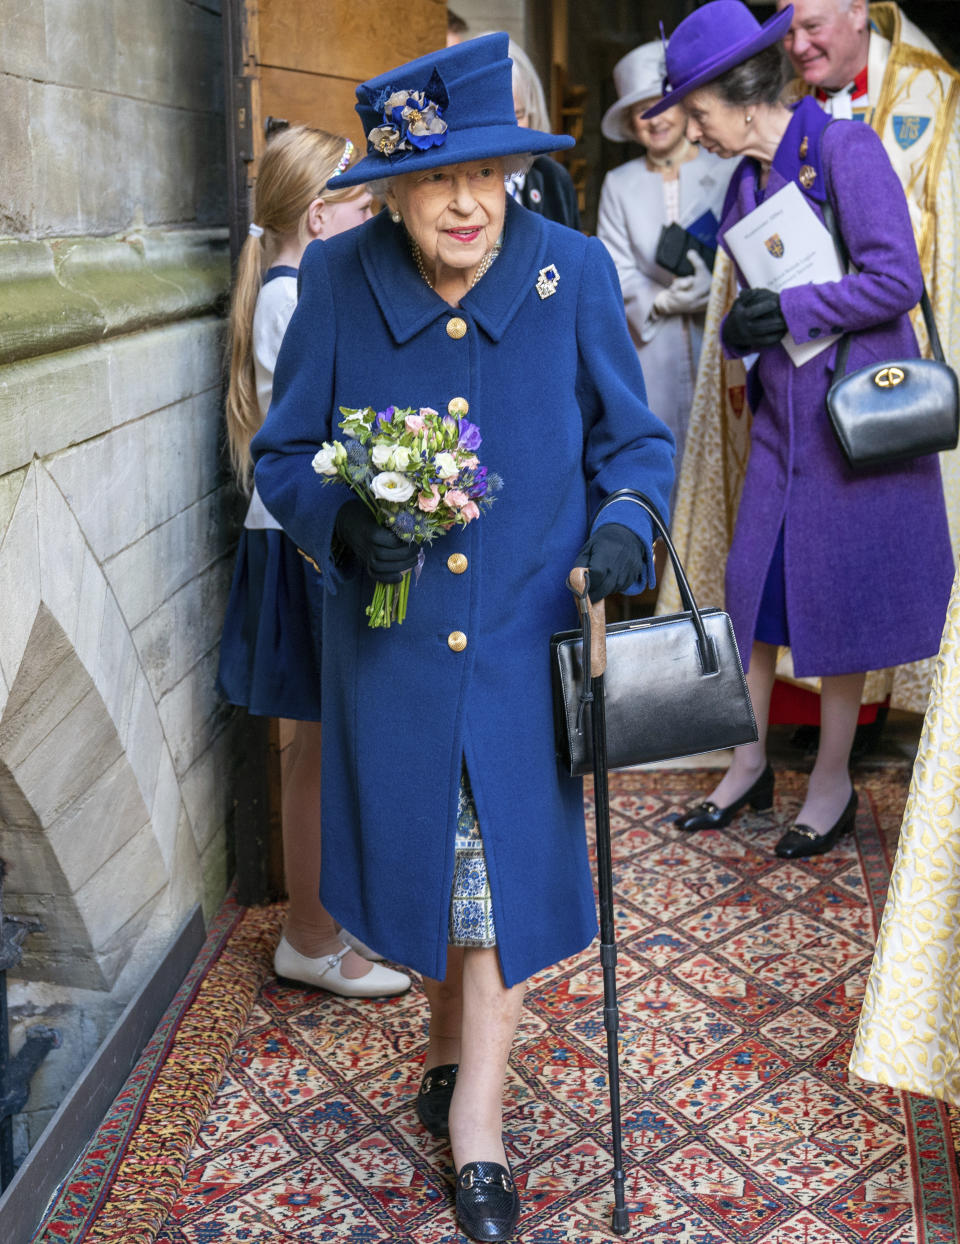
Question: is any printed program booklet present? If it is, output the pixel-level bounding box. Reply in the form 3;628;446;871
724;181;844;367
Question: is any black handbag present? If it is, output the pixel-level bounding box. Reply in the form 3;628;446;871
822;198;959;470
655;222;716;277
551;490;758;777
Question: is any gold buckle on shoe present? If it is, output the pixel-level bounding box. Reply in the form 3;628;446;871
459;1165;512;1192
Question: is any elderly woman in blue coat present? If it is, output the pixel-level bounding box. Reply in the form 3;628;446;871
251;33;674;1243
645;3;953;858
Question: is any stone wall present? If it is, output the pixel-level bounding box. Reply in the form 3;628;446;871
0;0;236;1159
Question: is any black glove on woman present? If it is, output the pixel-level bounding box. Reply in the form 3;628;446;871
722;288;788;352
574;523;647;601
335;499;420;582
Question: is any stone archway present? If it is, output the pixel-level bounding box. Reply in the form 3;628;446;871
0;463;186;992
0;604;164;990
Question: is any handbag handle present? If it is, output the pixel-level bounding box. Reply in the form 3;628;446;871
591;488;720;676
821;177;945;378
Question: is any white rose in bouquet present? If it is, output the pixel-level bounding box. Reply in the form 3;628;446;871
434;452;459;480
371;471;415;502
312;442;344;476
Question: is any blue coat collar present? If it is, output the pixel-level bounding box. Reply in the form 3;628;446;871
358;196;546;345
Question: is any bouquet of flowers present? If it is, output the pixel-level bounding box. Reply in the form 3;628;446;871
312;404;501;628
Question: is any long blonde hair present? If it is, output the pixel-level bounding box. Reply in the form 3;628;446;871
226;125;363;491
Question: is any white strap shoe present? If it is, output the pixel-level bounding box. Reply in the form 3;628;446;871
273;936;411;998
339;929;384;961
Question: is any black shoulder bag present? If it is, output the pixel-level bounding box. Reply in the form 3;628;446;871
822;183;958;470
551;490;758;776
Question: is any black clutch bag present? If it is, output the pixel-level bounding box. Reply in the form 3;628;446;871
655;222;716;277
821;196;959;470
551;491;758;778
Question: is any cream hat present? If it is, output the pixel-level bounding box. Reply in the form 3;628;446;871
601;42;667;143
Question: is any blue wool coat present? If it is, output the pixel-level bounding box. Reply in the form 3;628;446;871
720;97;953;677
252;198;675;987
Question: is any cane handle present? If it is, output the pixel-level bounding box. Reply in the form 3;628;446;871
567;567;607;678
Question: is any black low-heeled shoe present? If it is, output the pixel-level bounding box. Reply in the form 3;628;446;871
674;764;775;833
775;789;858;859
415;1063;458;1138
456;1160;521;1242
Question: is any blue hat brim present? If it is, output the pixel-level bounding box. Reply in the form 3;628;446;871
333;126;574;189
641;5;793;119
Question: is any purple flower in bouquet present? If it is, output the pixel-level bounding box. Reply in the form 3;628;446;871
469;465;489;497
458;419;482;452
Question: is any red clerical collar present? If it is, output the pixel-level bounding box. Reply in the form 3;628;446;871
815;64;869;103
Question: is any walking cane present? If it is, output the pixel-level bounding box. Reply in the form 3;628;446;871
567;566;630;1235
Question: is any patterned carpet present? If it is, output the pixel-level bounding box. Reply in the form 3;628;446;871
33;766;960;1243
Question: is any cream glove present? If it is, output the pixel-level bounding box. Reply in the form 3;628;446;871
651;251;713;318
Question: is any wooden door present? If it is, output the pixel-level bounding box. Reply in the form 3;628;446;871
224;0;447;262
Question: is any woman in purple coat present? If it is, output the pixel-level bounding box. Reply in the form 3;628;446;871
646;2;953;858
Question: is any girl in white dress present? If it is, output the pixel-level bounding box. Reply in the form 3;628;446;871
219;125;410;997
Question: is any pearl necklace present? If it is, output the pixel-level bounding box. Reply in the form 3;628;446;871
412;237;502;292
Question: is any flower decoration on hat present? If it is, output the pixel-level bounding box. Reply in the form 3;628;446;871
364;68;450;158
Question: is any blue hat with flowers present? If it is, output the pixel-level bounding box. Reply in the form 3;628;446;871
642;1;793;118
333;32;574;188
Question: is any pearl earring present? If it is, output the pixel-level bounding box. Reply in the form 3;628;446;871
391;210;402;223
746;113;753;124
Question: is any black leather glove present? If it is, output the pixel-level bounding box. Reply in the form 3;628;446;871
722;288;788;352
574;523;647;601
334;499;420;582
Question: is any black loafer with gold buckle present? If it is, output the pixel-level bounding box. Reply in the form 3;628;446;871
674;764;775;832
415;1063;458;1138
456;1161;521;1242
775;790;858;859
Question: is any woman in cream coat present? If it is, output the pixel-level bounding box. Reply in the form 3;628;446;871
598;42;731;482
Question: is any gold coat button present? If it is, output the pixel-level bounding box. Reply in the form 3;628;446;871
447;630;467;652
447;553;468;574
448;396;469;416
446;317;467;339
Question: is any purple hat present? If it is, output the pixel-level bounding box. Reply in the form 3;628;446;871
642;1;794;118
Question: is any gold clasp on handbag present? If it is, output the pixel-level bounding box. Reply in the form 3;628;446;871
874;366;905;388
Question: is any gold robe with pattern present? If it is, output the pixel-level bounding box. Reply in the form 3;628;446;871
850;562;960;1104
659;2;960;714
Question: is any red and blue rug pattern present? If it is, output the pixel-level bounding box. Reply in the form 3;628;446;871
35;768;960;1242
